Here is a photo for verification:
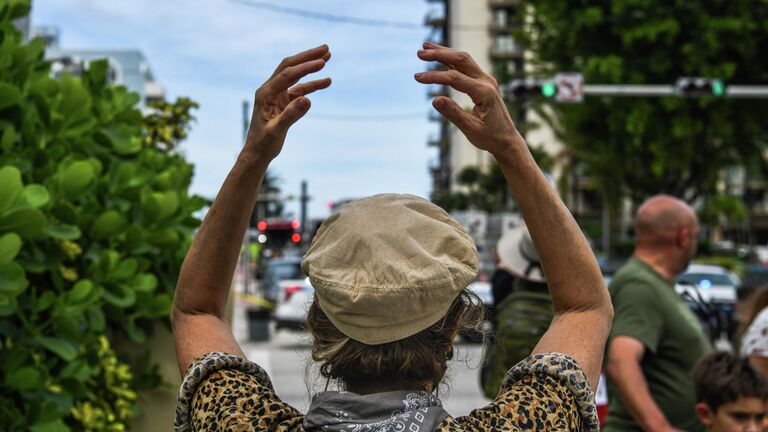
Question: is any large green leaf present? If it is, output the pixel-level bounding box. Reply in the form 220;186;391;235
133;273;158;293
29;419;70;432
21;184;50;208
110;258;137;281
4;366;43;391
67;279;93;304
0;296;17;316
156;191;179;220
37;337;78;361
91;210;127;239
46;224;81;240
59;161;95;198
0;207;46;237
0;165;23;213
33;291;56;312
0;261;28;295
58;75;89;116
1;126;16;151
102;283;135;307
51;201;78;225
0;232;22;264
86;307;105;332
0;82;21;110
100;126;142;155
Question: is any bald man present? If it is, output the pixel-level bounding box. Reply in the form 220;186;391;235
603;195;711;432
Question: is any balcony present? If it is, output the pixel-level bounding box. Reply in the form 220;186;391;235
428;112;447;123
488;0;521;7
490;38;524;59
424;10;446;28
428;134;447;148
427;84;449;98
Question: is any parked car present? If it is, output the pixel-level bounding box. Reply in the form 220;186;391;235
675;263;740;304
274;278;314;330
675;263;740;342
261;257;306;303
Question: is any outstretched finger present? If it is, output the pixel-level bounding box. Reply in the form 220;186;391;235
417;47;485;79
288;77;332;100
272;96;312;134
432;96;480;135
266;59;327;96
414;70;493;103
270;44;330;80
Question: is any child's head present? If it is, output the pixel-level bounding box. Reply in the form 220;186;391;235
693;352;768;432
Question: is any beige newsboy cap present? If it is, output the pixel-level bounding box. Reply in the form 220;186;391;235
301;194;478;345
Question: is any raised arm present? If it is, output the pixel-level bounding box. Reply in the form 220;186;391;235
171;45;332;375
415;42;612;389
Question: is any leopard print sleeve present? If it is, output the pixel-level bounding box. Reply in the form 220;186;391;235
175;352;304;432
440;352;599;431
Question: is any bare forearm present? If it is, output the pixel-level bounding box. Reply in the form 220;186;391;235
173;149;269;318
492;142;608;313
609;360;671;431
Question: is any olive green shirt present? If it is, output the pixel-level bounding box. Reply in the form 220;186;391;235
603;257;710;432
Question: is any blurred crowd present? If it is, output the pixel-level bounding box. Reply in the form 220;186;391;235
484;195;768;432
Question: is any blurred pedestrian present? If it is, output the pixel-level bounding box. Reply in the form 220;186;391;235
482;225;554;399
604;195;711;432
171;43;613;431
739;287;768;377
693;351;768;432
489;246;515;322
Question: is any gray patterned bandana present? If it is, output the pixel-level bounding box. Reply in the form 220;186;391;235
304;390;449;431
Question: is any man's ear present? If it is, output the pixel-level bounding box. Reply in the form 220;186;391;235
677;226;690;249
695;402;715;426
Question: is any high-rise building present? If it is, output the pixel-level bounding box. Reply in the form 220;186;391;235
16;23;166;109
424;1;562;196
45;47;165;108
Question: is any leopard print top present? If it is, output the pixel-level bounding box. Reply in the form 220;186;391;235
175;352;599;431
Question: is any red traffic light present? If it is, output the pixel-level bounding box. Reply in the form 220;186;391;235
291;233;301;243
257;220;267;231
291;220;300;230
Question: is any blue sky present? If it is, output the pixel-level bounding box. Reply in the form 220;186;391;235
31;0;437;219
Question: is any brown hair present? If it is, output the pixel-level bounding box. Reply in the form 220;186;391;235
305;289;484;391
693;351;768;412
736;286;768;348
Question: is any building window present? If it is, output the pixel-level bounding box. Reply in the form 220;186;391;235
494;10;508;28
494;35;517;54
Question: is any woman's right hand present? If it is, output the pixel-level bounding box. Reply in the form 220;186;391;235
414;42;525;158
245;44;332;162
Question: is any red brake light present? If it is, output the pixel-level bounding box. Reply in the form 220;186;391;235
284;285;302;301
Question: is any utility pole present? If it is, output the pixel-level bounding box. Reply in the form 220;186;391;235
241;100;251;294
300;180;308;247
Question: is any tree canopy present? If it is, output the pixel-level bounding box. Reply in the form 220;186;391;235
519;0;768;205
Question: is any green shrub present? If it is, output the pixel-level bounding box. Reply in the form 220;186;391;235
0;2;204;430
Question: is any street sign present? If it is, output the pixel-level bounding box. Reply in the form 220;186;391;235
554;73;584;103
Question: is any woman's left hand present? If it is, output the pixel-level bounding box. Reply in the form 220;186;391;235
245;44;332;161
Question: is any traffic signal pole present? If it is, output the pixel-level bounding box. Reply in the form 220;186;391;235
506;75;768;101
582;84;768;98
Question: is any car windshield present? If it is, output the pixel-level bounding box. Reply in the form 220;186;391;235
266;263;304;283
676;273;735;288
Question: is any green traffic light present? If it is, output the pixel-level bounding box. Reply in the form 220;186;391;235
541;82;557;98
711;80;725;97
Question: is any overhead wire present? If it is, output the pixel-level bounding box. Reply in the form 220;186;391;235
306;112;429;122
225;0;486;32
